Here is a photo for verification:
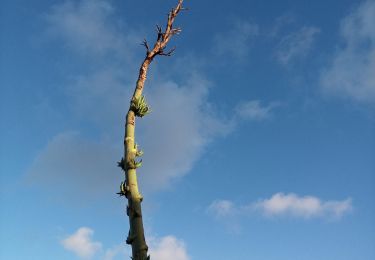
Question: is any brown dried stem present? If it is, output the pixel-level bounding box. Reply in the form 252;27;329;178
147;0;184;59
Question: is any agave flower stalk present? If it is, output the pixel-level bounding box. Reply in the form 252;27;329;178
118;1;185;259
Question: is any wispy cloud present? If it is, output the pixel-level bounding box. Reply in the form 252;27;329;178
235;100;279;120
61;227;102;259
207;199;237;218
269;13;295;38
276;26;320;65
208;193;352;221
45;0;138;57
320;0;375;103
207;199;242;233
213;19;259;60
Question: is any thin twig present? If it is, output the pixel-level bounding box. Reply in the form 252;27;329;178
141;39;149;52
159;47;176;56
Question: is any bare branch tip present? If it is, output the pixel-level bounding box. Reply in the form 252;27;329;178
141;39;149;52
163;46;176;56
156;24;162;33
172;27;182;33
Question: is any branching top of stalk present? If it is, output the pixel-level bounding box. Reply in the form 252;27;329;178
142;0;186;60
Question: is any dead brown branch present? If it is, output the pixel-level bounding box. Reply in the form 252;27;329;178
145;0;184;59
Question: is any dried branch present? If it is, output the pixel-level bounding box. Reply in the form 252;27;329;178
146;0;185;59
158;46;176;56
133;0;185;97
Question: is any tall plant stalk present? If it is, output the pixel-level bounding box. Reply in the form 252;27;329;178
117;1;185;259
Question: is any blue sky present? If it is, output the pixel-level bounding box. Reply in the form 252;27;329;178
1;0;374;259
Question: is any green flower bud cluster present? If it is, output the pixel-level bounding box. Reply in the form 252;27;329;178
134;143;144;157
130;95;150;117
117;157;142;170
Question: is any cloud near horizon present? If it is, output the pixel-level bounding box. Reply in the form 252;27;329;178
61;227;102;259
148;235;190;260
208;193;352;220
61;227;189;260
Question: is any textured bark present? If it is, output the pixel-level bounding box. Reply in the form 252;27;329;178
119;1;185;259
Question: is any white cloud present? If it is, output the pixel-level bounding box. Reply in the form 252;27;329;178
106;236;190;260
213;20;259;60
254;193;352;218
208;193;352;220
320;0;375;103
61;228;188;260
235;100;279;120
276;26;320;65
149;236;190;260
104;236;190;260
61;227;102;259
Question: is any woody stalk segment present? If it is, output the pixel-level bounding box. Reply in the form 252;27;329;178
117;1;185;259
